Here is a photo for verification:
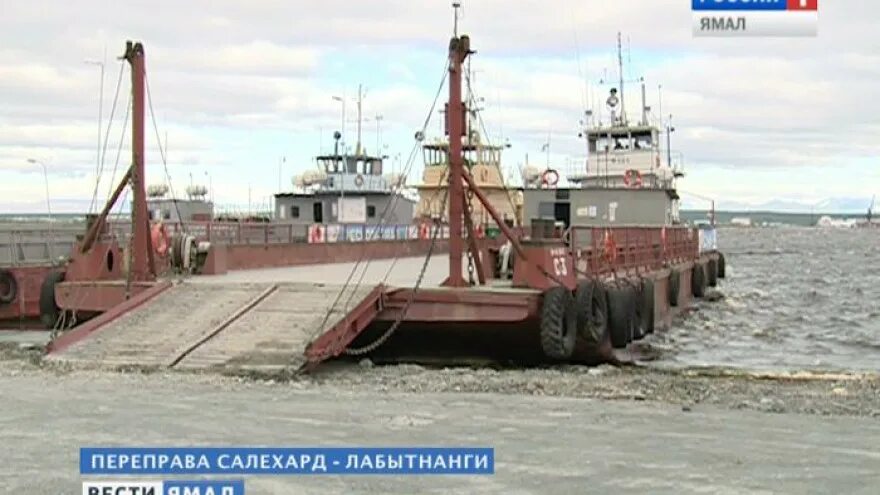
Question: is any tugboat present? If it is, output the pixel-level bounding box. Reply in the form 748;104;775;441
274;130;415;243
416;132;522;236
521;33;685;230
415;64;523;237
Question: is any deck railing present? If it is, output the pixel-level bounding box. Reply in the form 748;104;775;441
106;220;448;246
0;227;80;266
567;225;700;275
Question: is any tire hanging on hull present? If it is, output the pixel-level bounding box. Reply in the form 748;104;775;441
707;258;718;287
692;263;706;298
539;286;577;360
637;278;655;336
574;280;609;346
0;269;17;305
607;284;636;349
39;271;65;329
668;269;681;307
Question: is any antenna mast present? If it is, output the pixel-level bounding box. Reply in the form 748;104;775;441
453;1;461;37
617;32;626;125
355;84;364;156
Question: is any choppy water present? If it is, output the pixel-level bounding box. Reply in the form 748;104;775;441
652;227;880;372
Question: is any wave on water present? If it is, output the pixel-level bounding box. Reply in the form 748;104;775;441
653;227;880;372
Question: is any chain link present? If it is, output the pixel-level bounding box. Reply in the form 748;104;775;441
465;182;476;285
344;190;450;356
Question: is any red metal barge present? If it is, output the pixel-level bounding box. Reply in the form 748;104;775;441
37;34;724;371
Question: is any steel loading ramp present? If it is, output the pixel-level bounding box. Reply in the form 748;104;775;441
48;281;381;373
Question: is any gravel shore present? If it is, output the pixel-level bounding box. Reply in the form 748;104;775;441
3;344;880;494
3;342;879;419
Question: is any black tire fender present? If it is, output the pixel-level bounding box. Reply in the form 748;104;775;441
638;278;656;335
707;258;718;287
540;286;577;360
0;269;17;305
717;252;726;279
692;263;706;298
574;280;608;346
607;284;636;348
668;269;681;307
39;270;65;329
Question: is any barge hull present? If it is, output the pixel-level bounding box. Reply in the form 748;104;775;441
47;253;720;372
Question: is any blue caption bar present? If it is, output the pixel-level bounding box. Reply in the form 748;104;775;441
164;480;244;495
692;0;786;10
81;447;495;475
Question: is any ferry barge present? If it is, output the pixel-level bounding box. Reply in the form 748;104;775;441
29;22;724;371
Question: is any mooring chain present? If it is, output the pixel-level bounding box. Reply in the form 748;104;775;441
343;190;449;356
465;186;476;285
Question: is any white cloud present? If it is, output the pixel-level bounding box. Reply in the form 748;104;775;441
0;0;877;211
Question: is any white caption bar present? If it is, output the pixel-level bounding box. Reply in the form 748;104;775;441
83;481;164;495
693;11;818;37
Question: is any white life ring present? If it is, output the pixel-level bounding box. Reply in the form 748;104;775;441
541;169;559;187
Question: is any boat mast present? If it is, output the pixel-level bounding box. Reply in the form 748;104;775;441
127;41;154;281
444;2;469;287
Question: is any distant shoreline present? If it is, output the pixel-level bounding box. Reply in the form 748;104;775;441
0;210;864;228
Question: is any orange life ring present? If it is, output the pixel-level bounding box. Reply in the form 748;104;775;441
623;169;643;188
151;223;169;256
541;169;559;187
603;230;617;264
418;223;430;240
354;174;364;188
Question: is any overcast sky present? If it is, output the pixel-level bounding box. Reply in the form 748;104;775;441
1;0;878;213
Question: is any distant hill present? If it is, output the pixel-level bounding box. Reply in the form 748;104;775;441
681;210;864;227
682;196;874;215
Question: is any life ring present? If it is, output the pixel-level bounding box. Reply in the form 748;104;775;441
603;230;617;264
623;169;642;188
541;169;559;187
418;223;430;240
150;222;170;256
354;174;364;188
309;225;325;243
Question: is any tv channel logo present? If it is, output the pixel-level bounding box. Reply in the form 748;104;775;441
82;480;244;495
692;0;818;37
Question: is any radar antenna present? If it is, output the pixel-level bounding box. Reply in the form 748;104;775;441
452;2;461;36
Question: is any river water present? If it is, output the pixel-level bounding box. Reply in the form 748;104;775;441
651;227;880;372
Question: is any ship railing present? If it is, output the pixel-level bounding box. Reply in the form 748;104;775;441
106;220;469;246
566;225;700;276
108;220;310;245
0;226;80;266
